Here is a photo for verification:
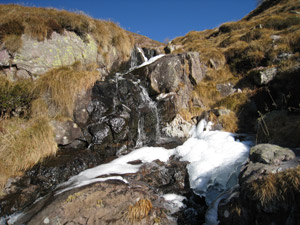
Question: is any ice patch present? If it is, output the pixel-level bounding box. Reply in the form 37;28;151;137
163;193;187;214
57;147;174;193
175;120;250;205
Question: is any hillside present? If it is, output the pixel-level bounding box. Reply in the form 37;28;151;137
167;0;300;133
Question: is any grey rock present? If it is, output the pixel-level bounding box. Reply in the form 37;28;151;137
0;50;10;66
250;144;295;165
251;67;277;85
13;32;98;75
130;52;206;111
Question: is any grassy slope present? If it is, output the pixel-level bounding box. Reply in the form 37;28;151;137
169;0;300;131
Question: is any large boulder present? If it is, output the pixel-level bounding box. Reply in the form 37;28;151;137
1;31;133;80
250;144;295;164
130;52;206;115
23;181;175;225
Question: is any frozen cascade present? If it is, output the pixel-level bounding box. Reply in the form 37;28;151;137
137;47;148;62
6;119;252;225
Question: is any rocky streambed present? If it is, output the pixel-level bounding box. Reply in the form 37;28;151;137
1;47;300;225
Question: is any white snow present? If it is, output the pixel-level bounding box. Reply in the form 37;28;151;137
52;119;250;209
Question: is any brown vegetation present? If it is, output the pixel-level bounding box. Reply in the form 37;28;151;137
126;198;153;223
0;62;100;192
250;165;300;205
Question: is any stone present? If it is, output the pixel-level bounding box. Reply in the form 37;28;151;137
162;114;195;139
16;69;31;80
130;52;206;111
0;50;10;66
216;83;236;97
251;67;277;85
250;144;295;164
22;181;174;225
13;32;98;75
50;120;84;146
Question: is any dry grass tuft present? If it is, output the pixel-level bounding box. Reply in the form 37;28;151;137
126;198;153;223
0;116;57;191
32;62;100;118
250;165;300;206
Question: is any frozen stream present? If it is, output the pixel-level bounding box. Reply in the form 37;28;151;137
3;49;253;225
6;119;252;225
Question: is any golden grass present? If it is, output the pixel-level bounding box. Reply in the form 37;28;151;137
0;4;134;58
214;91;252;113
250;165;300;205
193;82;221;109
32;62;100;118
218;111;239;132
0;116;57;192
126;199;153;223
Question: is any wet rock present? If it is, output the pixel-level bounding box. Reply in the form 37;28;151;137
250;144;295;164
0;148;109;217
129;46;147;68
130;52;206;112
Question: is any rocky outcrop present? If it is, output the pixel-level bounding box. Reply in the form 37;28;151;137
0;31;133;80
26;181;174;225
130;52;206;113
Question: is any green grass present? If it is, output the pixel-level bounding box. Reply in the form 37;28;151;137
0;77;34;118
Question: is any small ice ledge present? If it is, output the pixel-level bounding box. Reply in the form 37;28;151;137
56;146;174;194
